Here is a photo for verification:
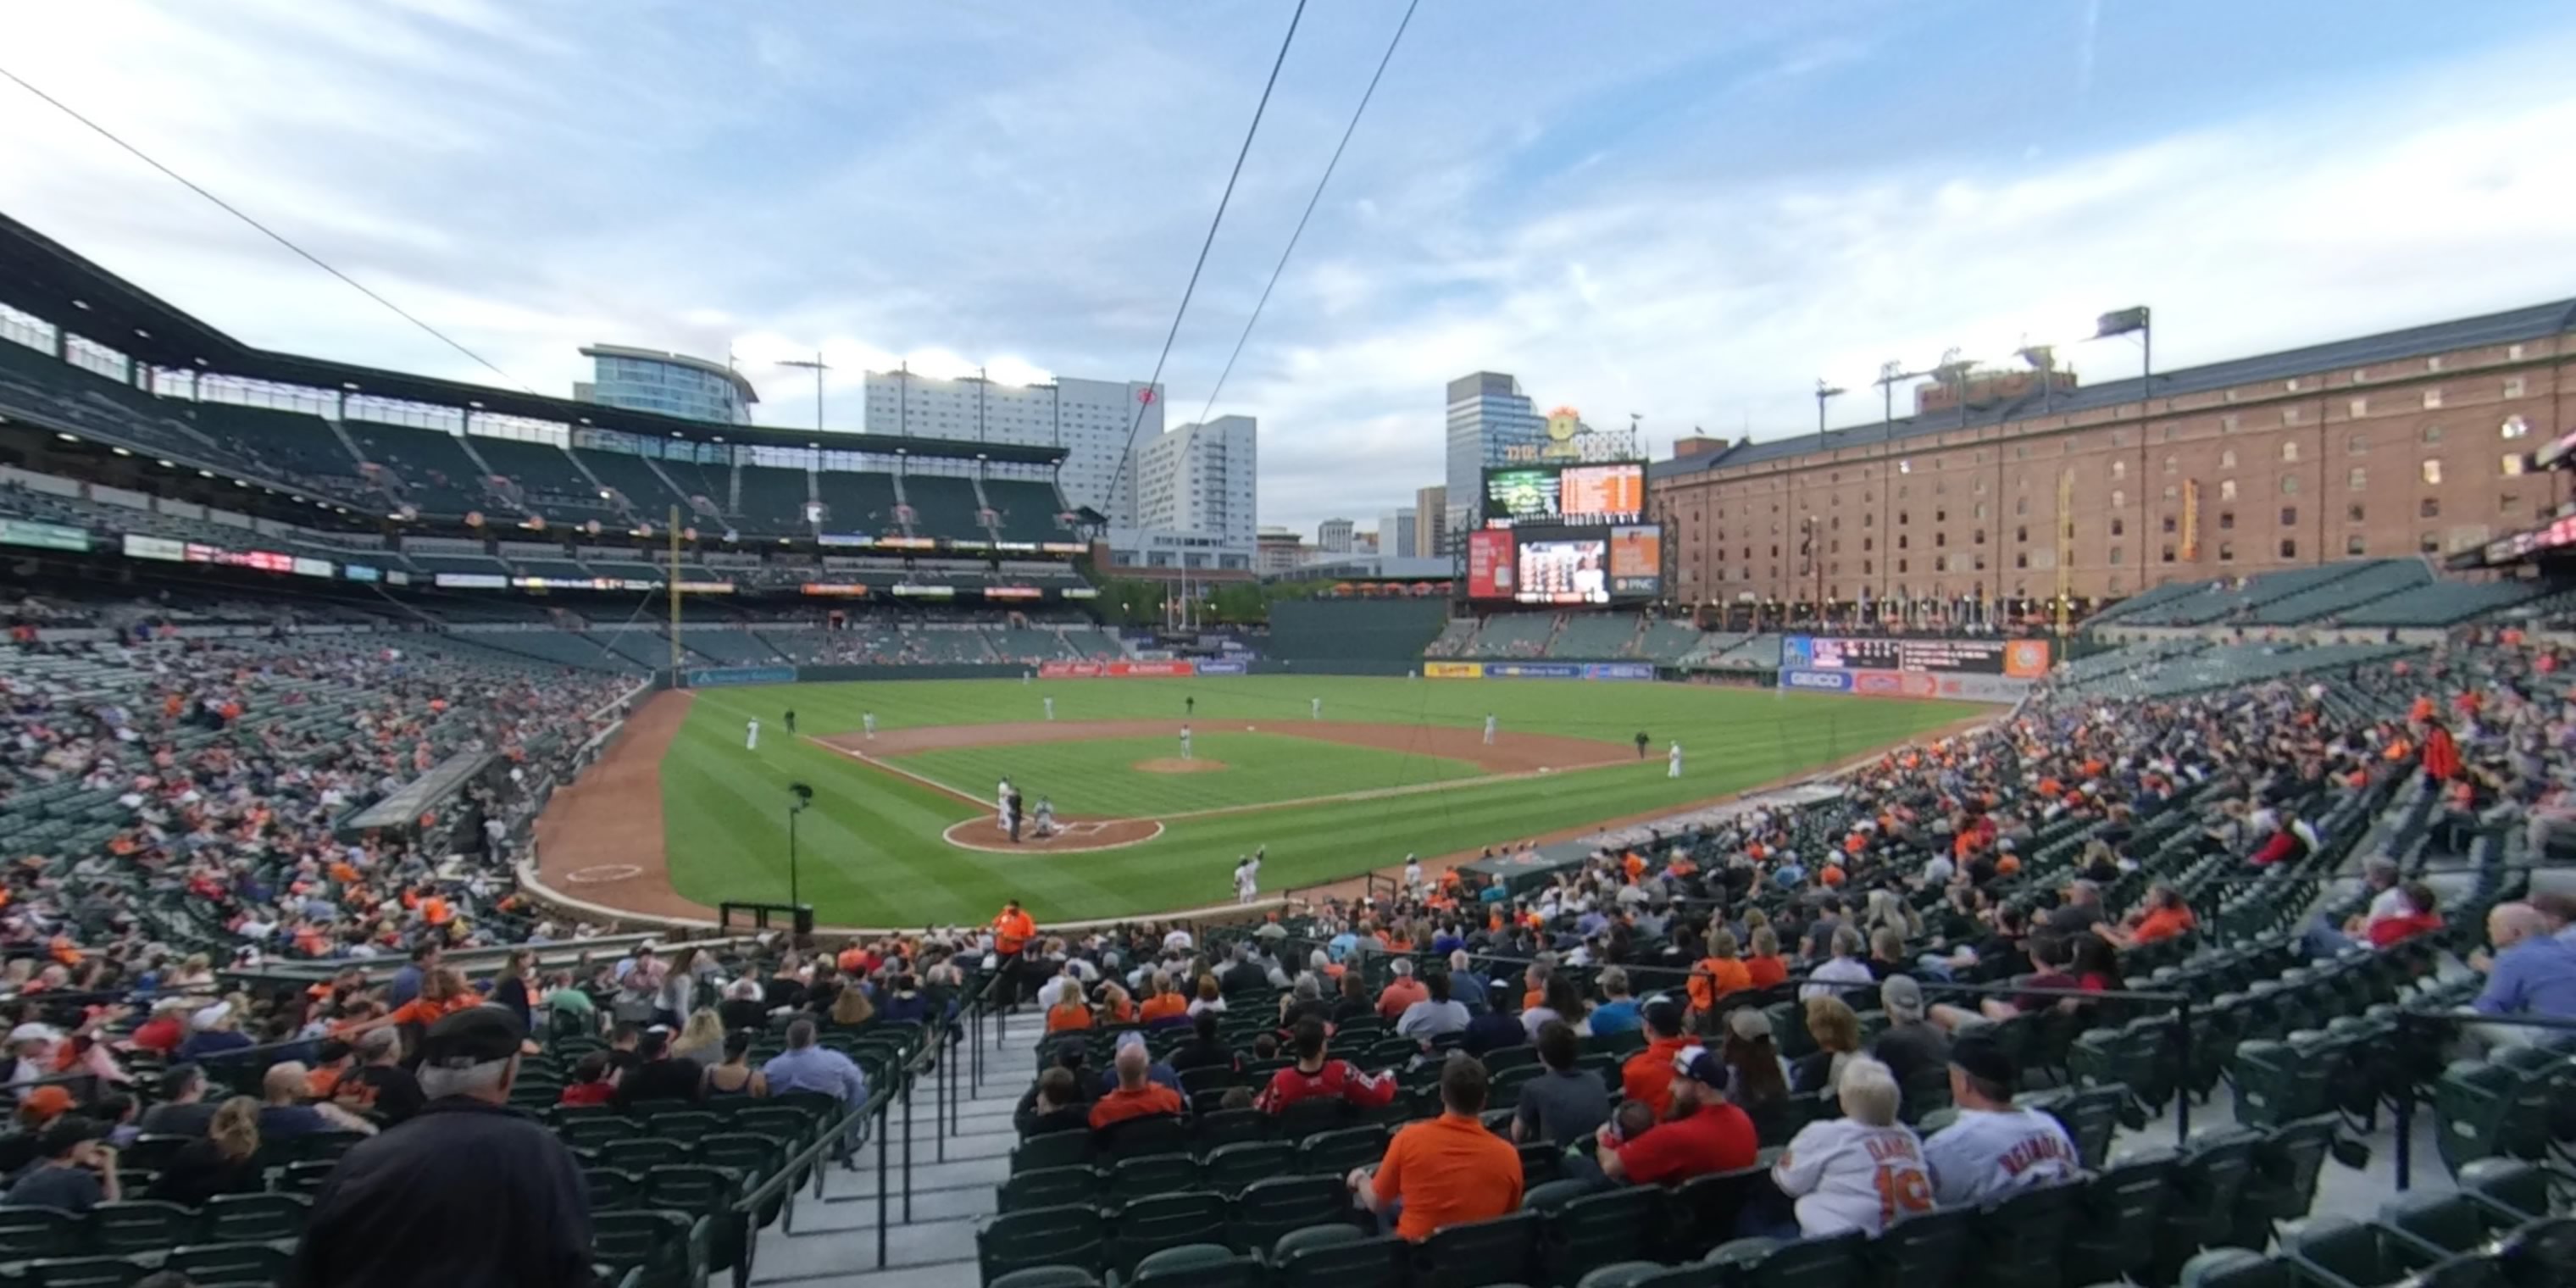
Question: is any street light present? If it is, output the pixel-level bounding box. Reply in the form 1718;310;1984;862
1813;380;1845;436
786;781;814;921
775;353;830;430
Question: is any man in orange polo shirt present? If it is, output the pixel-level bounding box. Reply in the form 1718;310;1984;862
992;898;1036;1008
1350;1053;1523;1239
1619;997;1693;1116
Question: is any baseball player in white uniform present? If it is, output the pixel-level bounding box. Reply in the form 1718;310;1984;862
744;719;759;751
1920;1034;2079;1207
1233;852;1261;904
1483;713;1497;745
1043;696;1055;721
1179;724;1193;761
1668;741;1684;778
1402;854;1423;896
863;712;877;739
1311;697;1322;719
996;778;1013;828
1771;1058;1931;1235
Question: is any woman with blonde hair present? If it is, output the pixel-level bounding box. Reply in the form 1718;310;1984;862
1745;926;1790;990
670;1008;726;1064
829;979;876;1028
147;1096;262;1205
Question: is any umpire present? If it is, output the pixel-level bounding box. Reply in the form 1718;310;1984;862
288;1007;592;1288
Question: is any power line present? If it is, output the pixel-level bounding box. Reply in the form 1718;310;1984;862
1102;0;1307;523
1190;0;1418;430
0;64;536;394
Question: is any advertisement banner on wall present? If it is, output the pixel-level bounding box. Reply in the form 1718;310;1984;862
1466;529;1515;599
0;519;89;552
684;666;797;688
1107;659;1196;678
1423;661;1485;680
1780;668;1855;692
1038;660;1105;679
1482;661;1585;680
1579;662;1656;681
123;535;187;562
1195;658;1249;675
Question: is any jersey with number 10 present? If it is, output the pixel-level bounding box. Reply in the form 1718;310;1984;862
1771;1118;1933;1235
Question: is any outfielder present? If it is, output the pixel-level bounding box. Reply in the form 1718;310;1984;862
1179;723;1193;761
1043;696;1055;721
1311;697;1321;719
744;719;760;751
863;712;878;739
1484;713;1497;745
1234;849;1263;903
1668;741;1684;779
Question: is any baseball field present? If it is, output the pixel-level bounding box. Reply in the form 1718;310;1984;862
533;675;1980;928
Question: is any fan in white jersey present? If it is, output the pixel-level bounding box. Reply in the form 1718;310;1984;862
1918;1033;2079;1207
1771;1058;1930;1236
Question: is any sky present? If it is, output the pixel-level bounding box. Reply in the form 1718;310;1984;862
7;0;2576;539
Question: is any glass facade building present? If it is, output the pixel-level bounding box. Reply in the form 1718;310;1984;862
1444;371;1546;553
576;345;758;425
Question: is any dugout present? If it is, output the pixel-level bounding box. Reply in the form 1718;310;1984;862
1262;598;1448;674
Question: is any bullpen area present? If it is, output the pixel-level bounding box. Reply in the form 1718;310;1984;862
535;674;1979;929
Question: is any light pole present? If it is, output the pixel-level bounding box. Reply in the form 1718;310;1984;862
776;353;830;430
786;781;813;917
1814;380;1845;436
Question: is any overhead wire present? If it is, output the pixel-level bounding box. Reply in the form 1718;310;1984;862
1187;0;1419;430
0;64;537;394
1099;0;1307;522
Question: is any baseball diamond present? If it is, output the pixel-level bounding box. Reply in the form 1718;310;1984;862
531;675;1977;927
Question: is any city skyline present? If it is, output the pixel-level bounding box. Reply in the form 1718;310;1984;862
8;3;2576;536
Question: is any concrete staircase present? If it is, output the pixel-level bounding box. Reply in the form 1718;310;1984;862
743;1008;1030;1288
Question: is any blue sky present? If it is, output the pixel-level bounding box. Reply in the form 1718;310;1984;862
6;0;2576;536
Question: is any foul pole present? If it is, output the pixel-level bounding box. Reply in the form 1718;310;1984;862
668;504;682;674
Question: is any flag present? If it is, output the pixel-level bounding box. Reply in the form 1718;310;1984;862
2095;306;2150;337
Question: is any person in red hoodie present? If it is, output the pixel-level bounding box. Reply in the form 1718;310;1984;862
2368;882;2445;948
1256;1018;1397;1114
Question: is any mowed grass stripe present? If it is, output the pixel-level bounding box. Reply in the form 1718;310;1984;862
663;676;1977;924
879;733;1490;817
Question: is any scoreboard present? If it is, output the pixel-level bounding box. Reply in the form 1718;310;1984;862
1784;636;2051;678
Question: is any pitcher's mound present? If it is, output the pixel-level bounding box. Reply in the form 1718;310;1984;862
1134;758;1226;774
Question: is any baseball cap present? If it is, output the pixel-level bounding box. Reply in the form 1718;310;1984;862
1949;1032;2016;1089
1880;975;1925;1018
19;1085;75;1122
37;1114;109;1157
1672;1045;1728;1089
188;1003;231;1030
1642;995;1685;1035
1727;1008;1774;1041
418;1005;525;1069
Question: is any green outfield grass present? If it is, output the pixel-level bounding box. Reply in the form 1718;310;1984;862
659;676;1979;926
880;733;1492;817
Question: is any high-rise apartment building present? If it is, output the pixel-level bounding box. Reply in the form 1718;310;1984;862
1413;485;1450;558
1445;371;1547;543
1379;508;1417;559
1126;415;1257;550
1317;518;1355;553
862;370;1158;519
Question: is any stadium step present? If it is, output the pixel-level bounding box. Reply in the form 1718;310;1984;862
748;1004;1028;1286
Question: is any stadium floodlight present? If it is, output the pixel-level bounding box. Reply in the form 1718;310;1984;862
786;783;815;915
774;353;830;430
1813;380;1846;436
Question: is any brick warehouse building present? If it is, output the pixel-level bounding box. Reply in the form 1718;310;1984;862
1647;301;2576;616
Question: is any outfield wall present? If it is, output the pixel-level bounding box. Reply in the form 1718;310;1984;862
1266;599;1449;663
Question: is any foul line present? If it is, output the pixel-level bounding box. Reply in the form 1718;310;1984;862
802;733;1639;827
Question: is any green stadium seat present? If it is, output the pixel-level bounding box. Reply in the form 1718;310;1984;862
201;1192;309;1243
2178;1247;2290;1288
989;1269;1100;1288
978;1204;1106;1285
1012;1130;1093;1174
1131;1244;1262;1288
2154;1127;2262;1277
2231;1116;2339;1250
2454;1158;2554;1224
1417;1209;1541;1288
1576;1262;1668;1288
1705;1230;1866;1288
164;1241;295;1286
601;1138;691;1172
1000;1165;1098;1213
2066;1149;2176;1286
1864;1205;1974;1288
1273;1229;1407;1288
1298;1125;1389;1176
1192;1108;1268;1153
1201;1141;1292;1194
1542;1185;1667;1285
591;1209;707;1288
1520;1178;1594;1212
0;1208;80;1262
19;1255;148;1288
85;1201;194;1255
2279;1217;2431;1288
1102;1116;1191;1162
586;1167;645;1212
1109;1152;1202;1202
1108;1192;1230;1276
1230;1174;1346;1253
1968;1179;2081;1288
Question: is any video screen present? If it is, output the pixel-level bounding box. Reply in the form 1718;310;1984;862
1607;525;1662;597
1484;468;1561;525
1516;535;1608;604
